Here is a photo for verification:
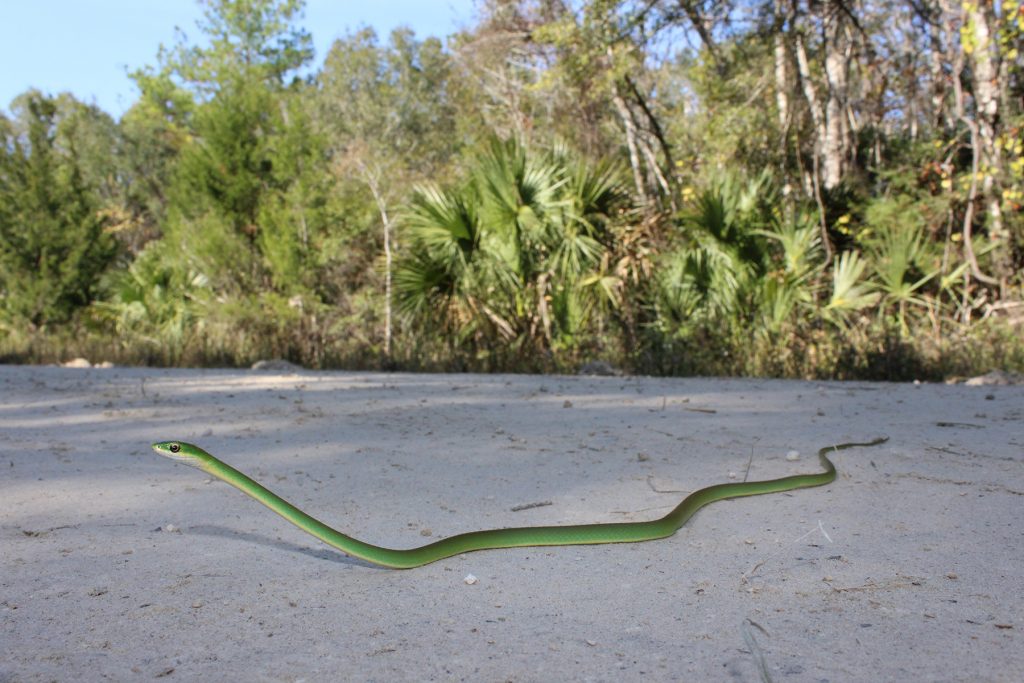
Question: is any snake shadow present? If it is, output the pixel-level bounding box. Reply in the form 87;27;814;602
186;524;386;570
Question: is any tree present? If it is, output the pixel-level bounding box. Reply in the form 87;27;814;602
469;1;679;209
316;27;461;356
0;93;117;329
116;67;198;253
140;0;322;296
163;0;313;93
959;0;1014;288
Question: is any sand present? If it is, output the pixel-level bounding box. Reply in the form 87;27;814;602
1;365;1021;681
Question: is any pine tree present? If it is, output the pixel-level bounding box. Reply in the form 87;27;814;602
0;93;116;330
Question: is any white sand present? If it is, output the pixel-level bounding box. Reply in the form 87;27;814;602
2;365;1021;681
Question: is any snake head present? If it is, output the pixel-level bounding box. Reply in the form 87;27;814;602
151;441;208;469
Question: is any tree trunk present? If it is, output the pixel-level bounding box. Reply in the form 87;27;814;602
927;30;949;131
792;25;833;256
822;1;850;190
773;0;790;135
794;29;825;159
944;0;1000;289
965;0;1009;288
362;165;393;356
612;86;647;203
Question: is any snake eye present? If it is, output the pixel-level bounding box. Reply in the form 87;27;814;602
169;443;181;453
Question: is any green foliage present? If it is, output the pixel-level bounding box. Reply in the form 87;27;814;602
863;200;938;333
1;0;1021;380
174;83;272;229
656;171;780;332
165;0;313;91
316;27;458;171
670;39;782;174
91;242;208;359
396;137;630;360
756;216;823;329
824;251;880;322
137;0;339;301
0;93;117;330
395;184;480;320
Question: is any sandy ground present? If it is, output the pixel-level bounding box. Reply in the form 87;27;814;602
1;365;1022;682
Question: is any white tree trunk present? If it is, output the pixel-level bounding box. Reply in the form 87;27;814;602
774;26;790;133
794;31;823;137
361;165;393;356
612;87;647;202
822;3;850;190
966;0;1008;284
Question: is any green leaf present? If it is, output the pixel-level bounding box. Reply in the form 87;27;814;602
825;251;880;319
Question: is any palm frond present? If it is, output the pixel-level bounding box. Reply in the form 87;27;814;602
868;224;935;307
755;216;822;279
393;250;456;318
825;250;879;319
405;183;480;270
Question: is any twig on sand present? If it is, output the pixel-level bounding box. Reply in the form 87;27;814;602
646;475;684;493
743;446;755;483
741;618;774;683
510;500;553;512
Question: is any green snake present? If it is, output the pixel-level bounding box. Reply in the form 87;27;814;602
151;437;887;569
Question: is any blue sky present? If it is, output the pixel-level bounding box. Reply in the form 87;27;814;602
0;0;478;118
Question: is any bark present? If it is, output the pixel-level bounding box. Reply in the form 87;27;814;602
361;164;393;356
945;1;1000;289
794;30;825;147
638;133;673;198
624;75;676;175
926;25;949;130
611;86;647;202
965;0;1009;285
822;1;851;189
793;26;833;257
623;76;677;210
773;0;791;135
792;1;855;192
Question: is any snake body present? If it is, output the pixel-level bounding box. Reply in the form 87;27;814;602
151;437;887;569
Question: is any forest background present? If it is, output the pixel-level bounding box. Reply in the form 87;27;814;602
1;0;1022;379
